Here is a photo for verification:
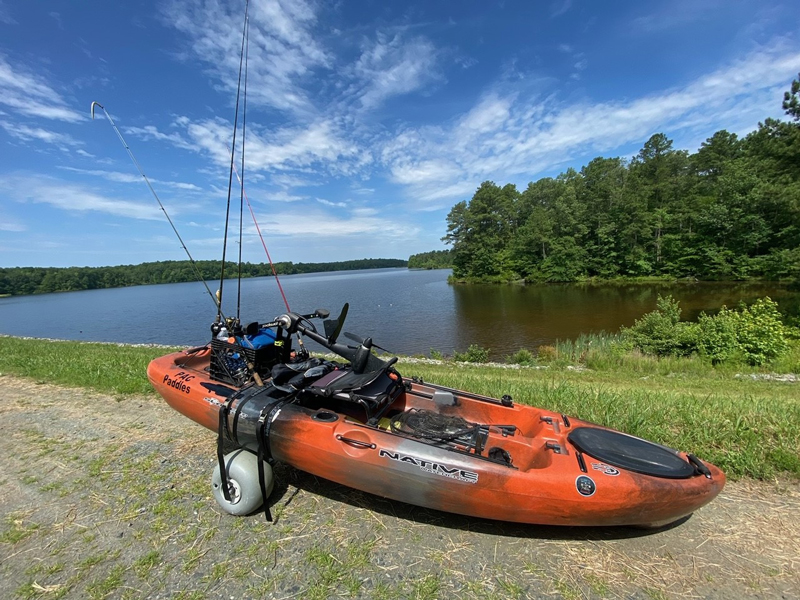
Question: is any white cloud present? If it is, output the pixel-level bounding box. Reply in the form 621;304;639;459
351;33;442;109
350;185;375;195
551;0;572;18
457;93;514;136
132;117;363;176
379;43;800;208
316;198;347;207
0;55;83;122
631;0;722;33
58;167;203;191
1;174;163;220
0;1;15;24
252;207;417;239
271;173;324;188
262;190;306;203
0;121;83;147
122;125;195;150
163;0;329;114
0;216;26;232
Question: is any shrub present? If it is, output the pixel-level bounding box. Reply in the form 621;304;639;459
429;348;444;360
734;297;788;366
453;344;490;363
622;295;698;357
536;345;558;362
508;348;535;365
697;307;739;364
624;295;789;366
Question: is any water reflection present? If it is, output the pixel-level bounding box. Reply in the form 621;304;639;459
453;281;798;356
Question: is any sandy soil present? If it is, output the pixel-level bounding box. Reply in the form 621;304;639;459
0;375;797;600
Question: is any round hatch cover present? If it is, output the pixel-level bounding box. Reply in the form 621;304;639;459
568;427;695;479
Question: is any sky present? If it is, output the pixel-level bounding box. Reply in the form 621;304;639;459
1;0;800;268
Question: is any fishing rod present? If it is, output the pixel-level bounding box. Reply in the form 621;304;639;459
236;15;250;323
228;146;309;358
229;155;292;313
218;0;250;323
90;101;222;315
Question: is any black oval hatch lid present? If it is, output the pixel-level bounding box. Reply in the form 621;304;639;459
568;427;696;479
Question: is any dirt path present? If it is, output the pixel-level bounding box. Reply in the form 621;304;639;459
0;375;797;600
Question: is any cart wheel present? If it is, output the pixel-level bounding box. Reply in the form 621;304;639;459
211;450;274;516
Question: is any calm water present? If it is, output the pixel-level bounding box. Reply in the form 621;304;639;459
0;268;797;357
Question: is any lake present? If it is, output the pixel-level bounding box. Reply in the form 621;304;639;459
0;268;796;358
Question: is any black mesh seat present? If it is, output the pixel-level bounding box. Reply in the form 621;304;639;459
568;427;696;479
306;366;403;424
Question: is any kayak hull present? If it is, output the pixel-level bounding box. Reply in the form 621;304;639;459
148;349;725;527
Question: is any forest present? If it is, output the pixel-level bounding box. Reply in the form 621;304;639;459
444;77;800;284
0;258;407;296
407;249;453;269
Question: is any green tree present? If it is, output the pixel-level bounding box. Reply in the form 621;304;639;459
783;72;800;121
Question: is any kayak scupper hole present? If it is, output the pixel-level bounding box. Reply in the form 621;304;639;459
313;411;339;422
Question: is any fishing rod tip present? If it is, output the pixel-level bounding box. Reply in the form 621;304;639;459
90;101;104;120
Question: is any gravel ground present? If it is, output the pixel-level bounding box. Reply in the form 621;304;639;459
0;374;797;600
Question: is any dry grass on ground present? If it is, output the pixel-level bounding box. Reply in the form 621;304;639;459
1;375;798;600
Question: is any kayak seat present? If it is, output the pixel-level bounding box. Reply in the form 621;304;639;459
270;358;334;391
306;366;404;424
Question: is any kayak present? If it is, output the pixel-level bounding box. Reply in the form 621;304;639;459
148;306;725;528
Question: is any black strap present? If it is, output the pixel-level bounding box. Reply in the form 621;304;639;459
256;408;272;522
231;388;254;447
216;400;233;502
688;454;712;479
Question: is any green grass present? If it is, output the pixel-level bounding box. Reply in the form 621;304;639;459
1;335;798;481
0;336;179;395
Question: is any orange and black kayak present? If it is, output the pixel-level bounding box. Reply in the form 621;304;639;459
148;307;725;528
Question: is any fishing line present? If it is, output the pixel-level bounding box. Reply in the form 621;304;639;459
90;101;222;315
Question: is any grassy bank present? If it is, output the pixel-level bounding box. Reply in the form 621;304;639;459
0;337;180;396
0;335;798;481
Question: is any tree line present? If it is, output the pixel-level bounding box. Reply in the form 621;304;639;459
407;250;453;269
0;258;407;296
443;76;800;284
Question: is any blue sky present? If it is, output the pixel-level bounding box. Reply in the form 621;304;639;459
1;0;799;268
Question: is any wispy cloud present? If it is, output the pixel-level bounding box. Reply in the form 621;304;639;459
350;33;442;109
1;174;163;220
253;207;417;238
163;0;329;114
631;0;722;33
316;197;347;207
122;124;195;151
163;0;445;120
261;190;306;203
130;116;365;176
0;1;15;24
0;55;83;122
0;0;17;25
379;44;800;208
0;215;26;232
551;0;572;18
0;121;83;147
58;167;203;191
